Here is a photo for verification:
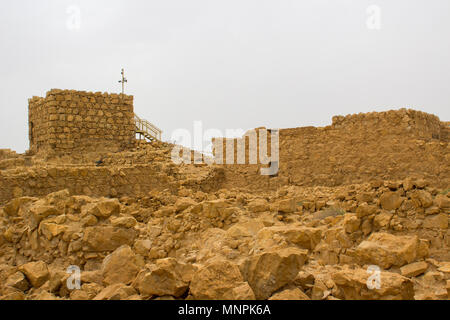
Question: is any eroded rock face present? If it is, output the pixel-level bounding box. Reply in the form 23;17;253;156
101;245;140;285
19;261;49;288
241;247;308;299
190;260;255;300
332;267;414;300
83;226;136;252
135;258;195;298
355;233;427;269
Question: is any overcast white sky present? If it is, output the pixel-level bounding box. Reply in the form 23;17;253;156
1;0;449;153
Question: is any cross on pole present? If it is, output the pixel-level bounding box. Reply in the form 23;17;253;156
118;68;127;95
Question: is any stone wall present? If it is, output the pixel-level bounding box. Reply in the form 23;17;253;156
28;89;135;155
0;108;447;204
213;109;450;190
0;164;177;204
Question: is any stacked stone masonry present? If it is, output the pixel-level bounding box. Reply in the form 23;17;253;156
28;89;135;155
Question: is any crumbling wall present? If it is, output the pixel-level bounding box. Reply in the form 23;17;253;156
28;89;135;155
214;109;450;190
0;165;177;204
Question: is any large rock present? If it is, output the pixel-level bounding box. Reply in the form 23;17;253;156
3;197;36;216
38;222;67;241
190;260;255;300
83;226;136;252
422;213;448;229
241;247;308;299
26;203;60;230
276;198;296;213
19;261;50;288
5;272;30;292
247;199;269;213
135;258;195;298
174;197;197;213
332;267;414;300
101;245;140;285
379;192;405;211
434;194;450;210
400;261;428;277
410;190;433;208
83;199;120;218
201;200;231;219
255;226;321;250
356;232;426;268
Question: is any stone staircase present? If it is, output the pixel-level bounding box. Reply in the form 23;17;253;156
134;114;162;142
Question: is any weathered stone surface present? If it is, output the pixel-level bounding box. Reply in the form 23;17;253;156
356;233;425;269
342;214;360;233
422;213;448;229
19;261;50;288
379;192;405;211
269;287;310;300
242;247;308;299
333;267;414;300
3;197;36;216
410;190;433;208
190;260;255;300
5;272;30;292
247;199;269;213
135;258;195;298
400;261;428;277
174;197;197;212
101;245;140;285
83;226;136;252
94;284;137;300
277;198;296;213
83;199;120;218
255;226;321;250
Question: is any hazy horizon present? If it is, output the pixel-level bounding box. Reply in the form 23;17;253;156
1;0;449;153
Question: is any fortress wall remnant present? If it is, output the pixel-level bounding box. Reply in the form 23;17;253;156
212;109;449;189
0;109;447;204
28;89;136;155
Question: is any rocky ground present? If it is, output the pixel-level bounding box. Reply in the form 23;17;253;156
0;159;449;299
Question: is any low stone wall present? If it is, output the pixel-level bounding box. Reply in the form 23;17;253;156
0;165;178;205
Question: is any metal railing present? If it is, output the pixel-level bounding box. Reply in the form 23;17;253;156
134;114;162;141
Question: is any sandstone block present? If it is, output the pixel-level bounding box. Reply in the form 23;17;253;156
101;245;140;286
356;232;426;269
19;261;50;288
241;247;308;299
190;260;255;300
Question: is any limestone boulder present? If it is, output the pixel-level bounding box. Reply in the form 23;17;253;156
19;261;50;288
255;226;321;250
5;271;30;292
83;226;136;252
241;247;308;299
101;245;140;286
190;260;255;300
83;199;120;218
400;261;428;278
379;192;405;211
356;232;426;269
247;199;269;213
332;267;414;300
135;258;196;298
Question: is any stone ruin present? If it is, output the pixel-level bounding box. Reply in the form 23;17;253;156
0;90;448;300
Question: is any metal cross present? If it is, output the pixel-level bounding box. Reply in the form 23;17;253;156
118;68;128;95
